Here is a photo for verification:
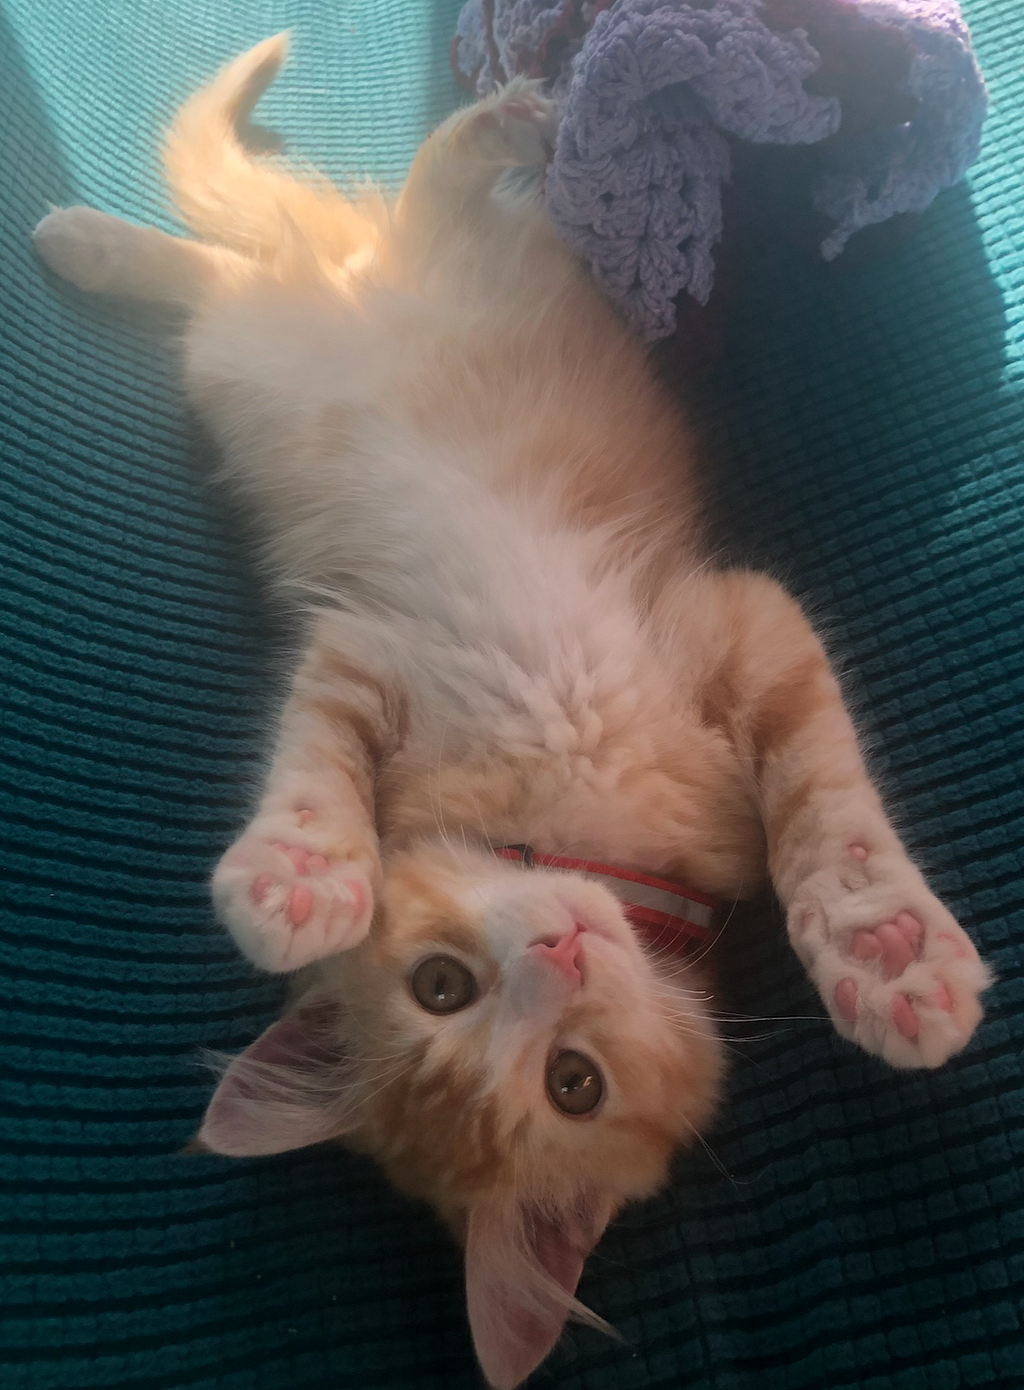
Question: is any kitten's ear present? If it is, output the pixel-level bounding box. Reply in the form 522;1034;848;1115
465;1194;614;1390
195;997;361;1157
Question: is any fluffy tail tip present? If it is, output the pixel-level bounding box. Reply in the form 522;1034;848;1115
228;31;291;105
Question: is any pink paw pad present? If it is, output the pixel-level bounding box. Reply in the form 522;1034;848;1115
297;808;314;826
835;978;859;1022
852;929;882;962
851;912;923;979
875;921;916;975
894;911;924;949
287;885;314;927
848;843;869;862
250;843;333;922
931;983;954;1012
891;993;919;1039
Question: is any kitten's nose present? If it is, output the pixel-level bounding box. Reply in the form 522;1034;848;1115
529;924;585;986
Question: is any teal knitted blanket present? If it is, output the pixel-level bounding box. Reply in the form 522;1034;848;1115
1;1;1021;1386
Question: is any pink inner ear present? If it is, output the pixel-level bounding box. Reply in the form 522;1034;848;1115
465;1198;611;1390
240;1005;339;1072
197;999;355;1157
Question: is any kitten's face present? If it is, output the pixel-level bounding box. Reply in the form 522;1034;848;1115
338;842;723;1222
199;841;723;1389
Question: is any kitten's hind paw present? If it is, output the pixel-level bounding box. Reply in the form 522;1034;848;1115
34;207;135;293
213;809;376;972
790;849;993;1069
468;80;558;167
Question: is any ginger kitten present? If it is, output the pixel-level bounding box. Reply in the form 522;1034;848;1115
33;37;991;1389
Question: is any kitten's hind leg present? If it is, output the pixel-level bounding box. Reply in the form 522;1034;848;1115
213;625;405;973
397;79;557;230
695;572;992;1069
34;207;250;307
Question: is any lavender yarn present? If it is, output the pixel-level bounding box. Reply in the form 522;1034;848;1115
454;0;986;340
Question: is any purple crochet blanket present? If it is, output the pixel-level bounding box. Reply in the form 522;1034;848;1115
453;0;986;339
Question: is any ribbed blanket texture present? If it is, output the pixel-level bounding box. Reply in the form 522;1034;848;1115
0;1;1021;1386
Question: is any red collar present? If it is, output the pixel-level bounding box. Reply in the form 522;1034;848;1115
494;845;716;958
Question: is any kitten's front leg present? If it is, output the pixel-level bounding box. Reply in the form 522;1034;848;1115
214;632;405;972
703;573;992;1068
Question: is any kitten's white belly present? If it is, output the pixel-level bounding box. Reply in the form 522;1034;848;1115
188;286;646;640
186;278;715;876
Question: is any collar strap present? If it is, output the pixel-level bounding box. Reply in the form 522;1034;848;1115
494;845;716;956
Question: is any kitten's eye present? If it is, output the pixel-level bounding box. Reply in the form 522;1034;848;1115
546;1050;604;1116
409;956;478;1014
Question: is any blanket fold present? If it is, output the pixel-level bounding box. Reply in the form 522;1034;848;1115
454;0;986;338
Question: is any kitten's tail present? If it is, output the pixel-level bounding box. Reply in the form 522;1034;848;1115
164;33;378;261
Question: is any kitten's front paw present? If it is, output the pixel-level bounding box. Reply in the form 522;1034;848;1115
789;846;992;1069
34;207;133;293
213;807;376;972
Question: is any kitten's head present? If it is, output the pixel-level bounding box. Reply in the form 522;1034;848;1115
197;841;724;1389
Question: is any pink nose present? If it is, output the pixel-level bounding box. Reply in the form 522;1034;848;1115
529;925;585;985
